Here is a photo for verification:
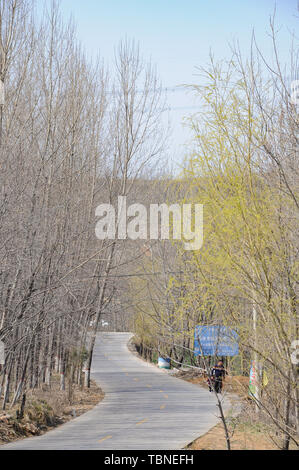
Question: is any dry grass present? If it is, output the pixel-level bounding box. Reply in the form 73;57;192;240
0;374;104;445
187;420;278;450
176;369;297;450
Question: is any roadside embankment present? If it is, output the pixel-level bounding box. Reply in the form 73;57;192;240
0;374;104;445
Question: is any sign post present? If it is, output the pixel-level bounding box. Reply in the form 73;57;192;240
249;360;258;398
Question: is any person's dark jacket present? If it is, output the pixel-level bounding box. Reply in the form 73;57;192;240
211;365;225;379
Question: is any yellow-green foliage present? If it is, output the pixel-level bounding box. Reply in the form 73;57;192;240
171;60;298;385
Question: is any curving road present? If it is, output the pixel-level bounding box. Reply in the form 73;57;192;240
1;332;233;450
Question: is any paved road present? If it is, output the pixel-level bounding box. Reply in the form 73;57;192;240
1;332;233;450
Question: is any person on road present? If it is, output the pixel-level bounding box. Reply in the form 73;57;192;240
209;360;226;393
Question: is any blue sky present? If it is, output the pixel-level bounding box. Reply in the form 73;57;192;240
54;0;298;168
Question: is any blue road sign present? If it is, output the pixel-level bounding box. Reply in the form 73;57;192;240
194;325;239;356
